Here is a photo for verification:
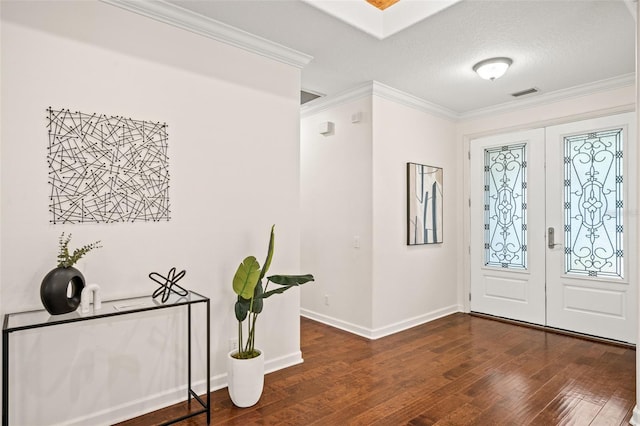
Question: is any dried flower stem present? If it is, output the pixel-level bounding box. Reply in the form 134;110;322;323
57;233;102;268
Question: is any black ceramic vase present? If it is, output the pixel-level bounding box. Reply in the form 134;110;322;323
40;266;85;315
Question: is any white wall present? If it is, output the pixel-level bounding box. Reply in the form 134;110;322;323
300;96;374;333
300;86;459;338
371;96;459;333
1;1;304;424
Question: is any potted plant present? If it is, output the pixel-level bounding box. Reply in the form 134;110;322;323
228;225;314;407
40;233;101;315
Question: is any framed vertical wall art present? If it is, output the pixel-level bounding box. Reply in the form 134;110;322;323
407;162;443;245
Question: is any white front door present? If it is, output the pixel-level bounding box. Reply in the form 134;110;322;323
470;128;546;325
545;113;637;343
470;113;637;343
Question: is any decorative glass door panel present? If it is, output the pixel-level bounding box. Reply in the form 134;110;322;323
563;129;623;278
484;144;527;269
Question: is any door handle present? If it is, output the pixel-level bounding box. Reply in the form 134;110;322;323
548;227;560;248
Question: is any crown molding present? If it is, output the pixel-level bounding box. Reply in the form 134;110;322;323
371;81;458;120
302;74;635;121
459;73;636;121
301;80;458;120
300;81;373;117
100;0;313;69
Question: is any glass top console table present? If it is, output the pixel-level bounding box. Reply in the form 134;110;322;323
2;291;210;425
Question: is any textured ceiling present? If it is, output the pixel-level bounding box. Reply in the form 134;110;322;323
169;0;635;114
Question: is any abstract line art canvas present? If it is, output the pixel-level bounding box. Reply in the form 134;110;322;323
407;162;443;245
47;108;171;224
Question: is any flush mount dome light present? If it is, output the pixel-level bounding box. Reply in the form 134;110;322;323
473;57;513;81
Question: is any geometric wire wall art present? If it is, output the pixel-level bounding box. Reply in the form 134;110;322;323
484;143;527;269
47;108;171;224
407;162;443;245
564;128;623;279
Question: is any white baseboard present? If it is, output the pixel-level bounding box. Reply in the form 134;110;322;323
370;305;463;339
264;350;304;374
301;304;462;340
300;309;375;338
631;405;640;425
58;383;209;426
56;351;304;426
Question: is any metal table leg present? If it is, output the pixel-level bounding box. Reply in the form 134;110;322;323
3;329;9;426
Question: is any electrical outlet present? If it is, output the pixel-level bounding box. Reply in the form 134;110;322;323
229;338;239;352
324;294;329;306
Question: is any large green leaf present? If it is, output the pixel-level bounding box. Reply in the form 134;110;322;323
258;225;275;281
235;297;250;321
251;281;264;314
259;274;315;299
259;285;295;299
232;256;261;299
267;274;315;286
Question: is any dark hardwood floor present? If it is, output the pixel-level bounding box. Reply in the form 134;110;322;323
117;313;636;425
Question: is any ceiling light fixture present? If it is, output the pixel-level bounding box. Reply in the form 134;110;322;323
473;57;513;81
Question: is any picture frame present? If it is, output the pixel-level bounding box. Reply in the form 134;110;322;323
407;162;443;245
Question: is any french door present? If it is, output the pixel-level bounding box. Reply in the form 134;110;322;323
470;113;637;343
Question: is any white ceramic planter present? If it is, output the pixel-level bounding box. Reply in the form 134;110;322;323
227;349;264;407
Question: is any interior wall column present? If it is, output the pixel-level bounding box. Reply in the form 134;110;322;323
630;0;640;425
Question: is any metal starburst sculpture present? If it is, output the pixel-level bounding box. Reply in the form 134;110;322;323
149;267;188;303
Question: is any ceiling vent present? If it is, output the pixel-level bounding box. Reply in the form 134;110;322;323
511;87;539;98
301;90;323;105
